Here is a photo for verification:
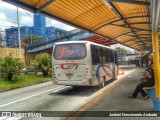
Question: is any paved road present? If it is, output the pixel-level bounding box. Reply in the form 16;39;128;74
0;67;134;120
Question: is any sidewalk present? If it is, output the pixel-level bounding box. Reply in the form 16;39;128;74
72;68;158;119
86;67;152;111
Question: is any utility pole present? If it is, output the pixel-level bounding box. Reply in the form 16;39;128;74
31;30;32;44
0;29;2;47
17;6;22;75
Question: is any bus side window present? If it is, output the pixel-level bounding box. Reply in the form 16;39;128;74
91;45;99;64
91;45;95;64
105;49;109;63
107;50;111;62
111;51;114;63
99;48;103;64
115;52;118;65
102;48;106;64
95;46;99;64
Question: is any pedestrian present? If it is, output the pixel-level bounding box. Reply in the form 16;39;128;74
145;57;148;67
128;64;154;100
141;57;144;67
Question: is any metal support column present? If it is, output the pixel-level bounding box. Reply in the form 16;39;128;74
152;34;160;111
17;7;22;75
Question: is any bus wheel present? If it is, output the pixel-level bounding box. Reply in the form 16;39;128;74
99;77;105;88
114;75;118;80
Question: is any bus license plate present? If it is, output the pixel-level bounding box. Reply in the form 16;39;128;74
66;74;73;79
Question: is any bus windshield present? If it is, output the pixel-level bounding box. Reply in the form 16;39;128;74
54;43;86;60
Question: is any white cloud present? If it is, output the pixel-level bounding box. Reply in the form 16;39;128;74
0;1;16;10
20;16;33;26
0;0;75;31
55;22;75;31
51;19;57;26
0;20;17;30
0;12;6;19
0;0;30;14
0;12;17;29
46;18;75;31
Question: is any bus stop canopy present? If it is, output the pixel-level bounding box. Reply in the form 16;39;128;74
3;0;160;50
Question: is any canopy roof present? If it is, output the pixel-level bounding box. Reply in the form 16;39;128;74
4;0;160;50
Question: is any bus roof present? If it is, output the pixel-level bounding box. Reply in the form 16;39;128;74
53;40;115;50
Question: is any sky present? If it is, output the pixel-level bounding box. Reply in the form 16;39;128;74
0;0;75;31
0;0;134;51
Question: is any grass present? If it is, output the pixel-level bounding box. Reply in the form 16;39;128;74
0;74;51;92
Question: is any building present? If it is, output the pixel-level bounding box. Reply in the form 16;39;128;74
46;27;68;39
5;26;33;47
34;14;46;39
0;29;2;47
5;14;69;47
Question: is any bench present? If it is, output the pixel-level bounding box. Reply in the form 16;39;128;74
143;86;155;97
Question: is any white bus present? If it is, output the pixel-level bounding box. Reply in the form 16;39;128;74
52;41;119;87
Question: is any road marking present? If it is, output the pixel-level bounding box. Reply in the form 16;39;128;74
0;86;66;108
67;69;136;120
0;117;22;120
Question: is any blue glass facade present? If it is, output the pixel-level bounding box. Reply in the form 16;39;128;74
34;14;46;39
46;27;68;39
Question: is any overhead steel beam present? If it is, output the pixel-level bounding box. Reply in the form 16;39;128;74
133;34;151;36
125;34;151;37
129;42;143;47
112;31;134;40
3;0;144;51
151;0;160;33
4;0;113;44
112;30;151;40
128;22;151;25
108;0;150;6
122;38;140;44
2;0;95;36
34;0;55;14
123;38;151;44
145;0;151;31
110;23;151;32
94;33;138;50
139;37;152;39
102;1;146;48
93;15;149;31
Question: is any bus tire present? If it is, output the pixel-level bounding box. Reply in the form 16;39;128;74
114;76;118;80
99;77;105;88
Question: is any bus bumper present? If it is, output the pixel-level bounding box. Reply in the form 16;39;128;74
52;77;95;86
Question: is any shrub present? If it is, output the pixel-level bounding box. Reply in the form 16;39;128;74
32;53;51;77
0;55;24;81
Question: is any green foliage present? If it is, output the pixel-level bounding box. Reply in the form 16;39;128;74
23;35;42;44
115;47;127;54
0;74;51;92
32;53;52;77
0;55;24;81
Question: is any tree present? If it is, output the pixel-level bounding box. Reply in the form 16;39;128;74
23;35;42;44
32;53;52;77
115;47;127;55
0;55;24;81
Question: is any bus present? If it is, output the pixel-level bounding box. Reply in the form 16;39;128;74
52;41;119;87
